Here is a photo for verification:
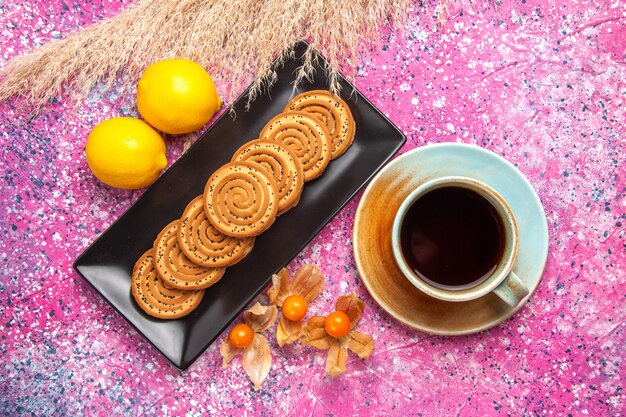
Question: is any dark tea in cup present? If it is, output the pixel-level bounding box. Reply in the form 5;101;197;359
391;176;528;306
399;186;505;290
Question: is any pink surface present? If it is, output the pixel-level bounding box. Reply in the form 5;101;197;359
1;0;625;415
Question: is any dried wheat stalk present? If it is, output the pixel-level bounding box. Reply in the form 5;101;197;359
0;0;455;110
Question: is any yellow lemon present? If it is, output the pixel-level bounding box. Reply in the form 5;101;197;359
85;117;168;189
137;58;222;134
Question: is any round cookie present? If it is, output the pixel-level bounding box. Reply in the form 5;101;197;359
204;161;279;237
178;195;255;267
259;111;331;181
131;249;204;319
284;90;356;159
153;220;226;289
231;140;304;214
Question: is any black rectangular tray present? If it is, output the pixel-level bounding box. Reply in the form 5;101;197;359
73;41;406;370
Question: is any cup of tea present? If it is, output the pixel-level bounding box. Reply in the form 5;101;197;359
391;176;528;307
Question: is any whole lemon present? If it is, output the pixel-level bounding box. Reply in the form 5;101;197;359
137;58;222;134
85;117;168;189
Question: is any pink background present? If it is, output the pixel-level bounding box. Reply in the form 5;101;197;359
1;0;625;415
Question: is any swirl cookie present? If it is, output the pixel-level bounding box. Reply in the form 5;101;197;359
204;161;279;237
131;249;204;319
154;220;226;289
284;90;355;159
231;140;304;214
178;195;255;267
259;111;331;181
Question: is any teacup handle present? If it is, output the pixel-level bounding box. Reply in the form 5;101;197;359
492;271;529;307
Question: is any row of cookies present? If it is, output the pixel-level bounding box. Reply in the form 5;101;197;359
131;90;356;319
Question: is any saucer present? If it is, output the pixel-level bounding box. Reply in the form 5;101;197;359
353;143;549;335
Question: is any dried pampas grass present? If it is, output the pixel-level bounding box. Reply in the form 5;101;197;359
0;0;421;111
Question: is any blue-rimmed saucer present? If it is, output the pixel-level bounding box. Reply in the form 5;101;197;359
353;143;549;335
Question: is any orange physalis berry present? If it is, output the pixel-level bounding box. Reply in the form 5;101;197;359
282;295;309;321
325;311;351;338
227;323;254;348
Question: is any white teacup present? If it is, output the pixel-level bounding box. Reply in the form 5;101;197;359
391;176;529;307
